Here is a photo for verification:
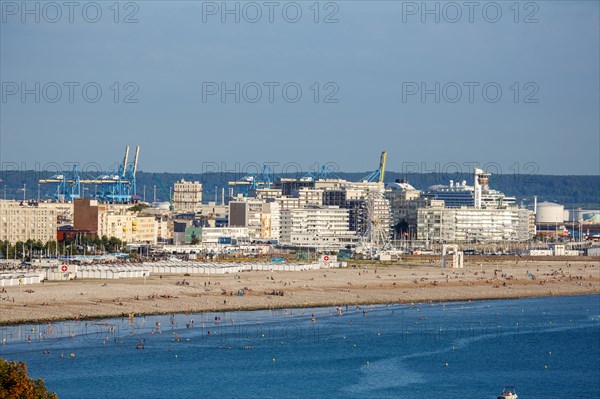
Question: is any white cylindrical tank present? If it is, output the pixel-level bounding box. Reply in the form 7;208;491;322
153;202;171;210
535;202;564;224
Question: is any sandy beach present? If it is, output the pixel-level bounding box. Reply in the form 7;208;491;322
1;258;598;325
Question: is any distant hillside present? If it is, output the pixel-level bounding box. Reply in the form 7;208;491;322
1;170;598;209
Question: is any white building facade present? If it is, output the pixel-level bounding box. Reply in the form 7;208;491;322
417;204;533;243
280;206;357;249
0;201;57;243
173;180;203;213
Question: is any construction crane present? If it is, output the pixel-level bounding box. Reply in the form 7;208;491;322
153;173;173;210
39;145;140;203
360;151;387;183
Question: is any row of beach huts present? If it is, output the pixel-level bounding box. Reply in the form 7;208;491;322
1;258;345;287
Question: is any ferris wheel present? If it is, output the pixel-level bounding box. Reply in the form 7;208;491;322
358;192;392;257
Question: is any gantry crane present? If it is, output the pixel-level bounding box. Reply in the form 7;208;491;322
39;145;140;203
360;151;387;183
228;164;275;196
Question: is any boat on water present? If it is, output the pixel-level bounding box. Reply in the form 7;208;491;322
497;386;518;399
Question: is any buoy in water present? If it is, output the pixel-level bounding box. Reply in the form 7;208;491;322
445;362;448;367
272;358;276;362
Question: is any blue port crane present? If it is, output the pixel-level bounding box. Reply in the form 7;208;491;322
228;164;275;196
38;164;82;201
360;151;387;183
38;145;140;203
302;164;341;181
96;145;139;203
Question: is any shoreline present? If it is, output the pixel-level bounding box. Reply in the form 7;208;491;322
1;259;598;326
1;291;598;327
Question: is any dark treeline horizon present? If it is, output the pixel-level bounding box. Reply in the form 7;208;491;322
0;170;598;209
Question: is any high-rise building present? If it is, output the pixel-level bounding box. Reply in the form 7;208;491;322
173;180;203;213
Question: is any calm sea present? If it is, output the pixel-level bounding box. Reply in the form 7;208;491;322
1;295;599;398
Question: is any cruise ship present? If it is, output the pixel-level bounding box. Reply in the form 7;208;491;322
421;169;516;209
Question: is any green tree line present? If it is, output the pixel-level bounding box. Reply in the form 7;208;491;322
0;236;124;260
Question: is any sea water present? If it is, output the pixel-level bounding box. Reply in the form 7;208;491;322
1;295;599;398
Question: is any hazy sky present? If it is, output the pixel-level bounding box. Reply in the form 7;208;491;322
1;1;599;177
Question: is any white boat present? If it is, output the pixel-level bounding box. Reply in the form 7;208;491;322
497;386;518;399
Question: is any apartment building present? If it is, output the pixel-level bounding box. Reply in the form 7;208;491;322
261;201;281;241
417;203;534;243
0;200;57;243
173;179;203;213
229;199;263;239
74;199;158;244
279;206;356;249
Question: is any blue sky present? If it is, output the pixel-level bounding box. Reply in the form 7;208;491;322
1;1;599;176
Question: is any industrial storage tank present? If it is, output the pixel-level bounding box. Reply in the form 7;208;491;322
153;202;171;210
535;201;564;224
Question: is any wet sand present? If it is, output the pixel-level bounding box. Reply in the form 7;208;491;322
1;258;598;325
